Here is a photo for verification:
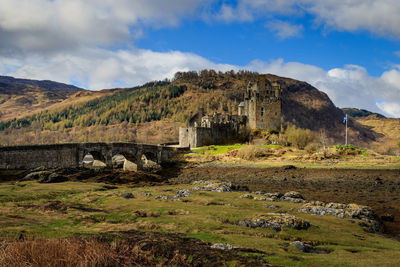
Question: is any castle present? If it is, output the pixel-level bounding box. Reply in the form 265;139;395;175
179;74;282;148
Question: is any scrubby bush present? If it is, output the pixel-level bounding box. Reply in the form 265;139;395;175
237;145;266;160
269;133;288;146
305;143;318;154
285;125;314;149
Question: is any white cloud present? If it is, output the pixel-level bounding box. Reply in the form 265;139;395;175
265;20;303;39
214;0;400;38
0;0;211;55
246;59;400;117
1;0;400;118
3;49;400;117
0;47;237;90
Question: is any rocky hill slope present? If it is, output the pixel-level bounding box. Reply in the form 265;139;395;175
0;71;379;145
0;76;84;121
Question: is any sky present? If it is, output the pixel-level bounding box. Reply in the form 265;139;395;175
0;0;400;117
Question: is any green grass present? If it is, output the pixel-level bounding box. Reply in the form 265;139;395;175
191;144;245;155
0;181;399;266
191;144;283;156
188;144;400;170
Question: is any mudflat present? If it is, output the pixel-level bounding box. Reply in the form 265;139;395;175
172;166;400;238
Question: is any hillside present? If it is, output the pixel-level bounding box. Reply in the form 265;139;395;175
355;115;400;154
0;76;85;121
0;70;379;146
342;108;385;118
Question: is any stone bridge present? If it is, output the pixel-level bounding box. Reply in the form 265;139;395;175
0;142;180;170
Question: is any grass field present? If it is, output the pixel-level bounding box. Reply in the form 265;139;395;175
0;180;399;266
187;144;400;170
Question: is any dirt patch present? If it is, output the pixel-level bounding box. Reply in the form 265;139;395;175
18;201;105;213
171;166;400;239
97;230;273;266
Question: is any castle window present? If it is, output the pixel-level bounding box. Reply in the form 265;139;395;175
261;107;264;117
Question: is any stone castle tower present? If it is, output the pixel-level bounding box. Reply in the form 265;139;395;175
179;74;283;147
238;74;282;130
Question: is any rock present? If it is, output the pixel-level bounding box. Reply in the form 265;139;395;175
211;243;235;250
281;191;305;203
92;160;107;168
123;160;138;172
290;241;308;252
155;195;168;201
265;192;283;198
121;193;134;199
191;181;232;192
39;173;68;183
254;197;267;201
239;194;253;199
298;201;382;232
176;189;191;198
283;191;303;199
238;213;310;231
24;171;52;181
145;192;152;197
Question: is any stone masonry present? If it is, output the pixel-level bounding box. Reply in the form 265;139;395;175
179;74;283;147
0;142;178;170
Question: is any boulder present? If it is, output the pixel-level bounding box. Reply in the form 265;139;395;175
121;193;134;199
39;173;68;183
176;189;191;198
211;243;235;250
192;181;232;192
239;194;253;199
23;171;52;181
123;160;138;172
290;241;308;253
238;213;310;231
298;201;382;232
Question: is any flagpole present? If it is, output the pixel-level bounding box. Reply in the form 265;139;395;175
345;114;348;146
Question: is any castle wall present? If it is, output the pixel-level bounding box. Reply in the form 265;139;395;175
255;100;281;130
179;120;244;148
179;127;191;147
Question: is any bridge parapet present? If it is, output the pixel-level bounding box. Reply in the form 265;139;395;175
0;142;177;170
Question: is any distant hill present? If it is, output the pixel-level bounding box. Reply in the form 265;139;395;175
0;70;378;145
0;76;85;121
342;108;385;118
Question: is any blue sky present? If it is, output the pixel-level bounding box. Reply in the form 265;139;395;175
137;18;398;76
0;0;400;117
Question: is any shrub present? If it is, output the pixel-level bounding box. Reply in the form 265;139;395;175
269;134;288;146
285;125;314;149
305;143;318;154
236;145;266;160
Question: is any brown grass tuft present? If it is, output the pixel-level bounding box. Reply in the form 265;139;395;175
0;238;116;267
236;145;267;160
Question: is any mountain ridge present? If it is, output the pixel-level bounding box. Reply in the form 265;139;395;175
0;71;389;146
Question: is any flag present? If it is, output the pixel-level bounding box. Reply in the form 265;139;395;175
343;114;347;123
